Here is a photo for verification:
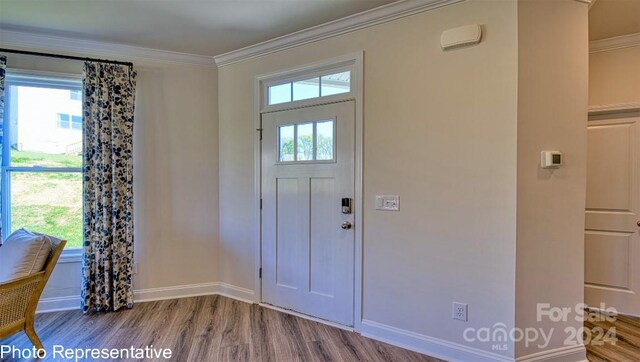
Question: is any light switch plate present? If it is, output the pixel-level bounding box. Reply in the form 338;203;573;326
375;195;400;211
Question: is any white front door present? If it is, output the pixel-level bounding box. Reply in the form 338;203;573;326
261;101;355;326
585;111;640;316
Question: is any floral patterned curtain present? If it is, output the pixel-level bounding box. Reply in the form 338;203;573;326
0;55;6;241
81;62;137;312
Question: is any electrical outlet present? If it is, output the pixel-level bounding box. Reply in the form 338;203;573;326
452;302;468;321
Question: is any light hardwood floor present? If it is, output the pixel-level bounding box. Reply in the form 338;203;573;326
585;312;640;362
1;295;638;361
1;295;441;362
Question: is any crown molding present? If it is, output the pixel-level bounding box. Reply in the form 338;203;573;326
214;0;466;67
590;32;640;53
0;29;216;67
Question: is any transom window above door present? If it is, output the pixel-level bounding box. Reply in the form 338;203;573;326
267;70;351;106
278;120;335;163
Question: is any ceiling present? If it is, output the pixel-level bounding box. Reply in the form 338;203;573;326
589;0;640;40
0;0;397;56
2;0;637;55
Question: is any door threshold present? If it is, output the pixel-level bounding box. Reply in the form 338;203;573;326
259;302;356;332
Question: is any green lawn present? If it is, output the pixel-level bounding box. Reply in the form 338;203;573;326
10;150;83;249
11;149;82;168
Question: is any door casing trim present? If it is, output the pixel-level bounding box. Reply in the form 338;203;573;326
253;52;364;331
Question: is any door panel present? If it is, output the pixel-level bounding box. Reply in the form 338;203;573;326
262;101;355;326
585;231;630;289
310;177;336;297
276;177;302;289
586;123;632;210
585;113;640;316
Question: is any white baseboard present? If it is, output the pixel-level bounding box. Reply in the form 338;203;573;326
133;282;220;303
215;282;256;303
516;345;587;362
361;319;514;362
37;282;256;313
36;295;81;313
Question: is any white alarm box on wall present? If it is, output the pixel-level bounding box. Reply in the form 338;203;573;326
440;24;483;50
541;151;562;169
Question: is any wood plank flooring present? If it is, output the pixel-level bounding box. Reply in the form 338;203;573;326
2;295;638;361
585;311;640;362
1;295;441;362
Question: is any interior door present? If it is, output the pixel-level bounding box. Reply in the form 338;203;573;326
261;101;355;326
585;110;640;316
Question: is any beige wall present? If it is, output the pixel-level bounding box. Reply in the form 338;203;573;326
516;0;588;357
589;46;640;106
4;54;220;301
219;0;520;357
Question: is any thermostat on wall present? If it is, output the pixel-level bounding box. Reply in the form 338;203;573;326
541;151;562;169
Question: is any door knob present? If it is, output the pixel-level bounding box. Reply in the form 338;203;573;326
637;221;640;227
341;221;352;230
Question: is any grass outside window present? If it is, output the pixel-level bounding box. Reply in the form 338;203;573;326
8;150;83;249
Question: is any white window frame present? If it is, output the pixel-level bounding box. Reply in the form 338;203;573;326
2;69;84;262
276;119;337;164
261;60;355;113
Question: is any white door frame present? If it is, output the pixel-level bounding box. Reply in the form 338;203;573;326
253;52;364;331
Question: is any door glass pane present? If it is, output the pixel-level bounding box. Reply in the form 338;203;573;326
316;120;334;160
10;172;83;249
293;77;320;101
296;123;314;161
8;85;83;167
278;125;294;162
321;71;351;96
268;83;292;105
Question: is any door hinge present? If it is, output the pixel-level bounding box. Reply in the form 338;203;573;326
259;268;262;279
260;198;263;209
256;128;263;140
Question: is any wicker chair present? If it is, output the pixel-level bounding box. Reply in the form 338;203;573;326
0;239;66;351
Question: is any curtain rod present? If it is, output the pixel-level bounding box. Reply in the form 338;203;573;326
0;48;133;67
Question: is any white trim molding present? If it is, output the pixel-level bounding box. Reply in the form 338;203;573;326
37;282;256;313
215;283;256;304
590;33;640;53
589;102;640;115
133;282;221;303
214;0;465;67
0;29;216;67
36;295;81;313
361;319;514;362
515;345;587;362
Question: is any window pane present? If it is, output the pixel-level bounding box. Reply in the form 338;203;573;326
70;90;81;101
278;125;294;162
316;120;334;160
9;85;83;167
321;71;351;96
296;123;314;161
268;83;292;105
293;77;320;101
10;172;83;249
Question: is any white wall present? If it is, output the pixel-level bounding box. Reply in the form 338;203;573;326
219;0;520;359
515;0;588;358
4;52;219;308
218;0;589;360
